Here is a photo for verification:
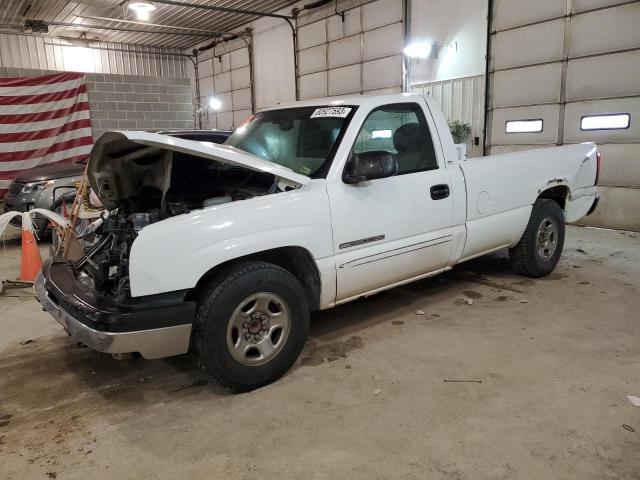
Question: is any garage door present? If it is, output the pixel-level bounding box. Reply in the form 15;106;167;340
486;0;640;231
296;0;405;100
197;40;253;130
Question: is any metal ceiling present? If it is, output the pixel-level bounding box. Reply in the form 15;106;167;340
0;0;300;49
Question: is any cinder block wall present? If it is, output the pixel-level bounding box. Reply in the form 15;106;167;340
0;67;194;139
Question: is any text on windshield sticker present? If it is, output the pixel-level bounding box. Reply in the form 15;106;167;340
310;107;352;118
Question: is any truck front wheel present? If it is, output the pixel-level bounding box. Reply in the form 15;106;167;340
509;198;565;277
194;261;309;392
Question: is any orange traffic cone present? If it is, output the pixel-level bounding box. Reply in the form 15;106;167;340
19;230;43;282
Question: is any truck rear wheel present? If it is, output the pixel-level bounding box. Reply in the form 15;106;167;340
509;198;565;277
194;261;309;392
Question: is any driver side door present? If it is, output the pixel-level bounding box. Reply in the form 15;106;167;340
327;102;455;302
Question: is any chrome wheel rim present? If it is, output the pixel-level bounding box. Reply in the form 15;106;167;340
226;292;291;366
536;216;559;261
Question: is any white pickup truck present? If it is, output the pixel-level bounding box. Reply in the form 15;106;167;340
36;94;599;391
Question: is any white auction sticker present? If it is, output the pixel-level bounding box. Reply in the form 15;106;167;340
310;107;352;118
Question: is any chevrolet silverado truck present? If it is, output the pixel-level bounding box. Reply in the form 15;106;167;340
36;94;600;392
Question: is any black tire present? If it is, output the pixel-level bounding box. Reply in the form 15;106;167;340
193;261;309;392
509;198;565;277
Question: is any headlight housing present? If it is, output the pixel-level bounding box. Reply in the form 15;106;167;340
20;180;55;194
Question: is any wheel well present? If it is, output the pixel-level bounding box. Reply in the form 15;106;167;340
189;246;322;311
538;185;569;210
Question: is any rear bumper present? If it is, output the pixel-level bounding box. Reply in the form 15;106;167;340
35;259;195;359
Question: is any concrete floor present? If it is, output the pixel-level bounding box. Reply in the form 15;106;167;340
0;226;638;479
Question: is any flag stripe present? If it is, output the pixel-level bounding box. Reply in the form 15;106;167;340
0;101;90;125
0;145;93;173
0;119;92;143
0;92;88;114
0;126;93;153
0;77;86;97
0;83;87;106
0;72;93;191
0;136;93;162
0;110;91;134
0;72;84;88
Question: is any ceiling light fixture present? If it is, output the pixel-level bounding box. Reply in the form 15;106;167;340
208;97;222;110
128;2;157;21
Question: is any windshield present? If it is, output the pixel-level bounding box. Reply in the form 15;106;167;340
224;106;356;177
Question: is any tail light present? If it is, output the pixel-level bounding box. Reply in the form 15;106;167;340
595;149;601;185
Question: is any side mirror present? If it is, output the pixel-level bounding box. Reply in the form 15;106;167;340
343;151;398;184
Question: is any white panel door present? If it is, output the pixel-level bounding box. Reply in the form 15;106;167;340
197;42;253;130
487;0;640;230
296;0;404;100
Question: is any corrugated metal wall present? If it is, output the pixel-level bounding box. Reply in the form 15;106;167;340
0;33;189;78
410;75;485;157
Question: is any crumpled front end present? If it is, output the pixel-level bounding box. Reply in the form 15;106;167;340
35;258;195;359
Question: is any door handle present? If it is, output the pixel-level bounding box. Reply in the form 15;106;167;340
430;184;450;200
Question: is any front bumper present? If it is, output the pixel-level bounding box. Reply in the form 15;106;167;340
35;259;195;359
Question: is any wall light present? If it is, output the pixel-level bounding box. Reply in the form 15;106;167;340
128;2;157;21
208;97;222;110
404;41;433;59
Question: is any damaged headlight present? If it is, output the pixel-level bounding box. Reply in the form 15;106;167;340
21;180;55;194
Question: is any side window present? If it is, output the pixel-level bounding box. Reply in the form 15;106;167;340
352;103;438;174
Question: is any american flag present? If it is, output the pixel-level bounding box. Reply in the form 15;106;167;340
0;72;93;197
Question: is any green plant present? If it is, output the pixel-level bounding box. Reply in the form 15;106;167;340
448;120;472;144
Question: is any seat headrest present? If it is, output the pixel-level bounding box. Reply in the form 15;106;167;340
393;123;423;153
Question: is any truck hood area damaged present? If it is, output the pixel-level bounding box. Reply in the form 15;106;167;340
88;131;309;210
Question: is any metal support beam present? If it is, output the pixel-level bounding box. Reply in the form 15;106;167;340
43;20;213;37
151;0;295;20
76;15;237;36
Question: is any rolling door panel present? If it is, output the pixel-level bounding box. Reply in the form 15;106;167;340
328;64;361;96
596;144;640;187
229;48;249;69
217;111;234;130
300;71;327;100
570;3;640;57
363;56;402;91
564;98;640;144
297;21;326;50
363;23;404;61
494;0;565;31
566;51;640;101
361;0;402;29
487;1;640;230
328;36;361;69
231;67;251;90
298;45;327;75
296;0;403;100
573;0;634;12
491;104;560;145
214;72;231;93
493;19;565;70
493;64;562;107
327;9;361;40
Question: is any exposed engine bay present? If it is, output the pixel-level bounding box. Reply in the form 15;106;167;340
72;137;282;300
